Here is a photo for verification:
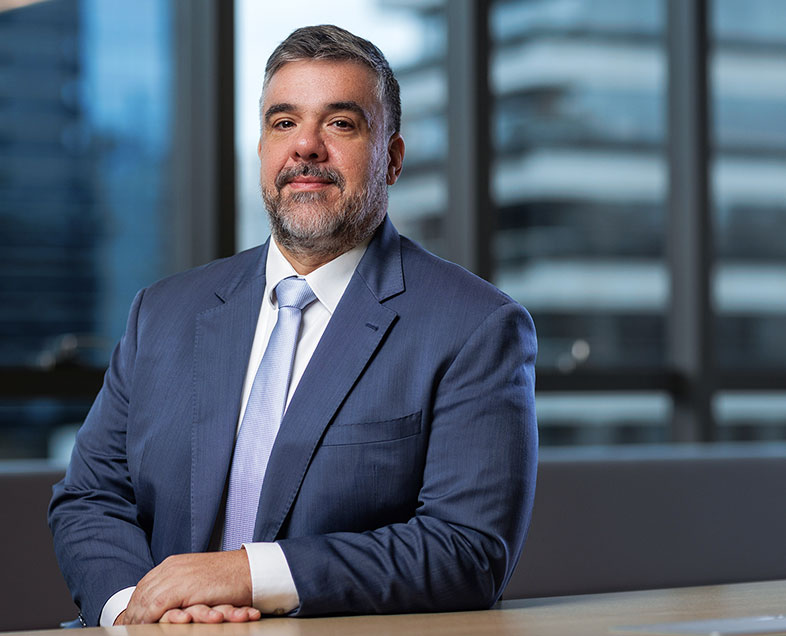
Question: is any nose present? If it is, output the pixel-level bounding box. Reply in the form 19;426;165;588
292;123;327;162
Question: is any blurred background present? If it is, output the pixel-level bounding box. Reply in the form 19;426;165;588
1;0;785;460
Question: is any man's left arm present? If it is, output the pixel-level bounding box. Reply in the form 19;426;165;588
280;301;538;615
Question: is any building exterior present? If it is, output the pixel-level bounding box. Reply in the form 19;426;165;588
0;0;173;457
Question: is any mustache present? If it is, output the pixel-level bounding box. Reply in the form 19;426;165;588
275;164;346;192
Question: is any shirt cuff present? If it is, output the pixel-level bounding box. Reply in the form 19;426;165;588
100;586;135;626
242;542;300;615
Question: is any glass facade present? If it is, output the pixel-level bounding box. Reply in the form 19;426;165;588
537;393;670;446
486;0;669;444
711;0;786;370
383;2;447;256
709;0;786;442
490;0;668;373
0;0;175;458
715;393;786;441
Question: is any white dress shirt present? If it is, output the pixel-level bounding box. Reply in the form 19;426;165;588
99;238;367;626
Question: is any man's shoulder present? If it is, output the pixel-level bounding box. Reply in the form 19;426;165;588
143;244;266;304
390;234;536;367
398;235;518;310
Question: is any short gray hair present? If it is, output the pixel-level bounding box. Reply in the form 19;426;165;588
263;25;401;135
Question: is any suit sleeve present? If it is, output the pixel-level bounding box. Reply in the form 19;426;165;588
48;289;155;626
278;301;538;615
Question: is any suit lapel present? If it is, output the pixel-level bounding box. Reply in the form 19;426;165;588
253;218;405;541
190;245;267;552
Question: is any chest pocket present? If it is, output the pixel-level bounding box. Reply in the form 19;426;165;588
321;411;422;446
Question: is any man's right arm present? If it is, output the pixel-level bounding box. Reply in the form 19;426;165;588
49;289;156;626
49;287;297;626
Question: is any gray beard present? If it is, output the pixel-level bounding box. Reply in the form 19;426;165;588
263;171;388;262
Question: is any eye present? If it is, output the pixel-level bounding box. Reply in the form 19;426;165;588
330;119;354;130
273;119;295;130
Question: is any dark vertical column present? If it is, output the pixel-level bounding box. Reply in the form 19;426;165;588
172;0;235;267
667;0;714;441
446;0;493;281
215;0;236;258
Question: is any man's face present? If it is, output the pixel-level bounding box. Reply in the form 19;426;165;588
258;59;403;260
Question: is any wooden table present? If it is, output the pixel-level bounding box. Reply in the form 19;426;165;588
11;580;786;636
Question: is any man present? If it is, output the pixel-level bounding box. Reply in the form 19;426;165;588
49;25;538;626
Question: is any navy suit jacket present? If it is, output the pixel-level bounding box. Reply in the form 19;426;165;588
49;217;538;625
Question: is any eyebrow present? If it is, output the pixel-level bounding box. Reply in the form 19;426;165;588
326;101;373;127
263;101;374;128
264;103;295;124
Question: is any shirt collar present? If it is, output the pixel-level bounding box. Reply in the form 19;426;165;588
264;238;369;314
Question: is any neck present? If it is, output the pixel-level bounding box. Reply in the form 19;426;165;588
270;216;384;275
276;244;343;276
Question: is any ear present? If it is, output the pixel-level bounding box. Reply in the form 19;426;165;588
386;132;405;185
257;137;263;159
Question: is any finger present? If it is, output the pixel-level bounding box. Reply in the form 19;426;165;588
208;605;237;621
211;605;262;622
159;609;193;624
180;604;224;624
237;607;261;622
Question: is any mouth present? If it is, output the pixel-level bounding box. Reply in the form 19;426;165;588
276;164;345;193
285;176;335;191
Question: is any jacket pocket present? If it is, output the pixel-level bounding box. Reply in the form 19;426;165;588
321;411;422;446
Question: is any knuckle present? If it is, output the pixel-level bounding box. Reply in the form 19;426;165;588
152;594;168;608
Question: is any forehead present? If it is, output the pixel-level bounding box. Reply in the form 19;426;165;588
263;59;381;113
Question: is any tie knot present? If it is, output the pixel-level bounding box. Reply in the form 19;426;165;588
274;277;316;311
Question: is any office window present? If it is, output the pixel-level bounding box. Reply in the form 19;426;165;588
487;0;669;444
709;0;786;442
6;0;785;457
490;0;668;372
711;0;786;370
0;0;176;458
1;0;175;366
235;0;448;256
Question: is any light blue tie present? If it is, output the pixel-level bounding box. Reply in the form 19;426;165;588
222;276;316;551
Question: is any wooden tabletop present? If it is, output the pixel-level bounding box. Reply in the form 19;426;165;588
12;580;786;636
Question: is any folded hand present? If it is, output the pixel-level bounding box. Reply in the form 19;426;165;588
120;550;253;624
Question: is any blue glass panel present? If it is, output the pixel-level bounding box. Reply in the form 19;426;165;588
0;0;173;368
